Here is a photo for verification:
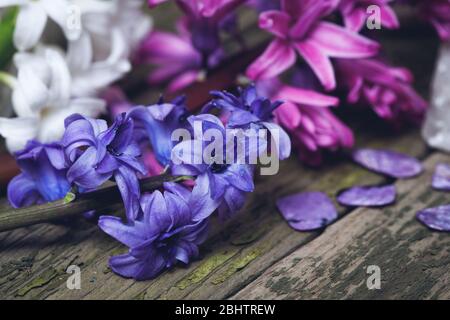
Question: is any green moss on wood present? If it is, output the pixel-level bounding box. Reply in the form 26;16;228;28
16;268;60;297
211;248;262;285
175;249;237;290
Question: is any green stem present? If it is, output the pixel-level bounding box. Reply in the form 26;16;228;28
0;174;193;233
0;71;15;88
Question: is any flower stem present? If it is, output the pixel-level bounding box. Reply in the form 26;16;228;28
0;174;192;233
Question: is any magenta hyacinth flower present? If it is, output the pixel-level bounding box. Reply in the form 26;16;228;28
256;78;354;166
147;0;245;55
247;0;280;12
246;0;380;90
338;0;399;32
135;29;223;93
418;0;450;41
336;58;428;124
99;186;209;280
148;0;245;25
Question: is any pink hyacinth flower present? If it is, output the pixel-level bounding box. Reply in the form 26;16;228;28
247;0;380;91
135;30;212;93
148;0;245;55
338;0;399;32
336;58;428;125
148;0;245;20
257;78;354;166
419;0;450;41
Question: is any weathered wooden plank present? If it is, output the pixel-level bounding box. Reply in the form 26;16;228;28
232;153;450;300
0;8;440;300
0;126;427;299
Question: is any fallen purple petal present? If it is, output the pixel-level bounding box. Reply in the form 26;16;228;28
432;163;450;191
337;185;396;207
276;192;337;231
353;148;423;178
416;205;450;232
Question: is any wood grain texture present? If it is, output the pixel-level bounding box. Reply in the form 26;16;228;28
232;153;450;300
0;128;427;299
0;35;436;299
0;5;444;300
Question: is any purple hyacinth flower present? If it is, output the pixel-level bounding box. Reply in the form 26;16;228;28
7;141;70;208
205;85;292;160
128;96;190;167
207;85;283;125
417;205;450;232
432;163;450;191
276;191;338;231
337;185;397;207
62;113;147;220
99;188;209;280
352;148;423;179
171;114;255;220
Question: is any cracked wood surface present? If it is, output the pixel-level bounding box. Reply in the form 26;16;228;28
0;5;447;300
232;153;450;300
0;128;429;299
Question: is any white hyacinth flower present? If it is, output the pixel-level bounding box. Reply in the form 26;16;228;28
0;47;105;152
68;0;152;96
0;0;152;152
0;0;79;51
79;0;152;58
67;28;132;97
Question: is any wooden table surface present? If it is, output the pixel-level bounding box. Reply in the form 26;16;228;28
0;7;449;300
